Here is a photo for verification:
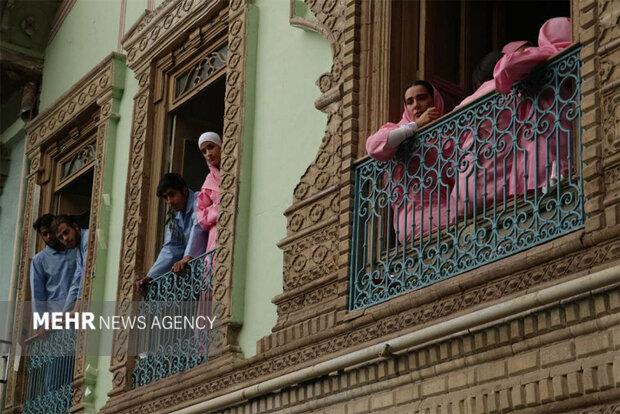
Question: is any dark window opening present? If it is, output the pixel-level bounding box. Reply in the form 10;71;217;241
166;75;225;192
54;168;93;229
390;0;570;115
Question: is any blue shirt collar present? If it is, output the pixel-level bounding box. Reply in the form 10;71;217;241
44;244;68;255
177;190;196;218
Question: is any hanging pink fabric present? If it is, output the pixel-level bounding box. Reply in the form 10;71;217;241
195;162;220;329
493;17;573;195
449;36;526;221
366;85;452;241
196;164;220;253
449;79;515;221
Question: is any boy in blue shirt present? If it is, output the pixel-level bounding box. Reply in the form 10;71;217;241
134;173;208;292
29;214;77;316
51;215;89;312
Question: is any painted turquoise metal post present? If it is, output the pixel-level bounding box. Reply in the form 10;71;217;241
23;329;76;414
349;46;583;310
132;249;216;388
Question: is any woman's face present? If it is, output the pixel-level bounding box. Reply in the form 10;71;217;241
404;85;434;122
201;142;221;169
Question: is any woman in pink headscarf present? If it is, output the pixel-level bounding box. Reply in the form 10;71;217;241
493;17;573;195
366;80;452;241
196;131;221;253
193;131;221;326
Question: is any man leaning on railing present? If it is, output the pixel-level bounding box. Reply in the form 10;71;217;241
134;173;208;293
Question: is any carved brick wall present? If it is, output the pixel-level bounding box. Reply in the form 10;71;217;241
265;0;359;352
100;0;620;412
578;0;620;237
169;287;620;414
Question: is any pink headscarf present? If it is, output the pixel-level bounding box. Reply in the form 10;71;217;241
366;82;445;161
400;82;445;123
538;17;572;52
502;40;530;54
196;160;221;252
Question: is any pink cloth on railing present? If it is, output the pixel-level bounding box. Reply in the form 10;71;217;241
366;86;452;241
494;17;573;194
195;163;220;329
449;77;515;221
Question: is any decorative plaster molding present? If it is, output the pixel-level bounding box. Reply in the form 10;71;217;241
106;0;250;404
48;0;77;44
3;54;125;413
26;53;125;152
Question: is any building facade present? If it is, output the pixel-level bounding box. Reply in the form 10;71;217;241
1;0;619;413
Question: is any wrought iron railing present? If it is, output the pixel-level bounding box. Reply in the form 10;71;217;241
350;46;583;310
132;250;215;388
23;329;75;414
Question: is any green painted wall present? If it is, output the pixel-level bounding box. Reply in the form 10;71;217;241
0;127;25;302
92;72;136;412
39;0;121;111
237;0;332;356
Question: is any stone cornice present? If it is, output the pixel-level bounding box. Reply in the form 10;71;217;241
122;0;228;70
25;53;126;153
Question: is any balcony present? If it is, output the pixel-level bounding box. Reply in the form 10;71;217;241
350;46;583;310
23;330;75;414
132;250;215;388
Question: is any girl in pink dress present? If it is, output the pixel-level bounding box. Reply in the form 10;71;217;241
366;81;452;241
196;132;221;254
195;132;221;327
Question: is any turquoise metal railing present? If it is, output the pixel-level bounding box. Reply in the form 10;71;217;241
23;329;76;414
132;250;215;388
350;46;583;310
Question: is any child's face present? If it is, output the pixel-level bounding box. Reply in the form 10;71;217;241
201;142;221;169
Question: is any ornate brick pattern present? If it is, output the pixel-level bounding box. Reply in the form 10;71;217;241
124;0;215;68
107;285;620;413
270;0;360;348
579;0;620;233
25;57;118;152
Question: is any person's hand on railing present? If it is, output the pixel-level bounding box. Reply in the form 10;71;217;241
32;326;49;340
133;275;152;297
171;255;193;274
415;107;441;128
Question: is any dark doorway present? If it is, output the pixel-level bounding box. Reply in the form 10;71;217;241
390;0;571;115
167;75;225;192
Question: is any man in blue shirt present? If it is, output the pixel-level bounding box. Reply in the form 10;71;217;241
29;214;77;316
135;173;208;292
51;215;89;312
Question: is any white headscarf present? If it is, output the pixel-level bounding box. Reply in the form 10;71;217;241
198;132;222;149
